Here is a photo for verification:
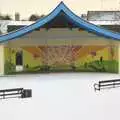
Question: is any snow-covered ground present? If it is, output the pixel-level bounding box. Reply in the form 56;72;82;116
0;73;120;120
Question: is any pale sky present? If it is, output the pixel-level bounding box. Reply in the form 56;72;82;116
0;0;120;20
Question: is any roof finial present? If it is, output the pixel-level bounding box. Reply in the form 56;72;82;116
60;1;64;4
58;1;65;6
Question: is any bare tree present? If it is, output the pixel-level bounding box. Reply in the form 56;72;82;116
0;13;12;20
3;15;12;20
28;14;45;21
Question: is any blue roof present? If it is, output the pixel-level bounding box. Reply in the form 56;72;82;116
0;1;120;43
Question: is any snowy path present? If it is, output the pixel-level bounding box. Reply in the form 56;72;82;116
0;73;120;120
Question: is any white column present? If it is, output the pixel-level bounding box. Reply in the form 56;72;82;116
0;44;4;75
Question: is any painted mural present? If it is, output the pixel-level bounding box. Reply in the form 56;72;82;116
4;45;118;74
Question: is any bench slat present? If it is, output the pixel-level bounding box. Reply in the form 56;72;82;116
99;79;120;83
100;83;120;87
0;88;23;93
94;79;120;91
0;92;22;96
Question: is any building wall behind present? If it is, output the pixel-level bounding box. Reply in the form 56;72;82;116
87;11;120;21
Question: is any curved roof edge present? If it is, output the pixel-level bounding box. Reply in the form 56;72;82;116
0;1;120;42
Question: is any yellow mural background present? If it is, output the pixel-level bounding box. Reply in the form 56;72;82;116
4;45;119;74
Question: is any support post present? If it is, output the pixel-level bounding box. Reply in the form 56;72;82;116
118;44;120;74
0;44;4;75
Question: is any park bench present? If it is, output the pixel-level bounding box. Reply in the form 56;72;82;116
0;88;32;99
94;79;120;91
